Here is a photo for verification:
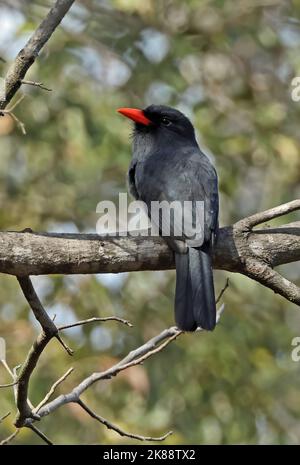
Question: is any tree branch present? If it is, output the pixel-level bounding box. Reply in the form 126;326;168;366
0;429;20;445
22;306;224;427
59;316;133;330
0;0;75;111
77;399;172;442
0;380;18;389
0;412;10;423
0;96;26;134
9;275;138;430
25;326;183;424
14;276;77;425
26;424;53;445
236;199;300;230
216;278;230;304
2;280;225;443
34;368;74;413
0;200;299;307
21;80;52;92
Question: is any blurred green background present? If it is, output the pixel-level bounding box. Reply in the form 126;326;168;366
1;0;300;445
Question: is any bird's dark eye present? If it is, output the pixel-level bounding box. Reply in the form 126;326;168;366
161;117;171;126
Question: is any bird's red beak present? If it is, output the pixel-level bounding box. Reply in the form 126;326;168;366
117;107;151;126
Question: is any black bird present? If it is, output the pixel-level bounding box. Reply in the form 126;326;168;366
117;105;219;331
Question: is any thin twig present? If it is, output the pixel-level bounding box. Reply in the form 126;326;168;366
0;429;20;445
4;111;26;135
1;359;16;380
0;412;10;423
55;334;74;356
0;96;26;134
77;399;172;442
27;424;53;445
35;368;74;413
0;381;18;389
3;95;25;112
115;331;182;373
12;365;21;404
0;360;18;389
21;80;52;91
237;199;300;230
216;278;230;304
59;316;133;330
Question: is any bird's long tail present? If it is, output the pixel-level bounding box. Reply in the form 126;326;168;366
175;246;216;331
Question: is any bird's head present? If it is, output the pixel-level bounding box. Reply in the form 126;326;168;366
117;105;196;144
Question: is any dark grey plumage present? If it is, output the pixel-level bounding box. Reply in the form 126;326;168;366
127;105;219;331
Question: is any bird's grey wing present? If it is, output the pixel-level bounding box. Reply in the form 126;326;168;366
135;149;218;251
194;154;219;244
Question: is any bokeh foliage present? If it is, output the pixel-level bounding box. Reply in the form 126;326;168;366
1;0;300;444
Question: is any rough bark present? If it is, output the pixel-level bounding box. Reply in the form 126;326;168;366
0;223;299;275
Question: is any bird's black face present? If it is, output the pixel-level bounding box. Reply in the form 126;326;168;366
117;105;196;143
142;105;195;140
